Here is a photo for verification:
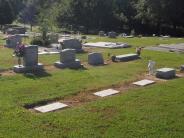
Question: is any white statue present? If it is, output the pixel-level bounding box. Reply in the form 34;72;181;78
148;60;156;75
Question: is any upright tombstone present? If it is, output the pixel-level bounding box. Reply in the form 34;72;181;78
148;60;156;75
60;38;83;52
108;31;117;38
13;45;43;73
88;52;104;65
5;35;22;48
54;49;82;69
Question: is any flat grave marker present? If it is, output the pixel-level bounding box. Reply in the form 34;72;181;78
34;102;68;113
94;89;119;97
133;79;155;86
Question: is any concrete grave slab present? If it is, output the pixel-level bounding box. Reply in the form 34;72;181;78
83;42;129;49
145;43;184;53
133;79;155;86
34;102;68;113
94;89;119;97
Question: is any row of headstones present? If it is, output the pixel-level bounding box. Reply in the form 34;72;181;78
13;45;184;79
13;45;105;73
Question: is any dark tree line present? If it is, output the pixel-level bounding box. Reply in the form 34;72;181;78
0;0;184;36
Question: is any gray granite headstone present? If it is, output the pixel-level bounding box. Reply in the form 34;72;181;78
6;35;22;48
23;46;38;67
88;52;104;65
60;39;83;52
13;45;43;73
156;68;176;79
55;49;82;69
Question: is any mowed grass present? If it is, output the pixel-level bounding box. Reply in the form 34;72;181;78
0;35;184;137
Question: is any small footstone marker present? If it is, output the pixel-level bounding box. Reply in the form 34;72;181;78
94;89;119;97
34;102;68;113
133;79;155;86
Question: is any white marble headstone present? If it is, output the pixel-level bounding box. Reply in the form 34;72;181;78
133;79;155;86
94;89;119;97
34;102;68;113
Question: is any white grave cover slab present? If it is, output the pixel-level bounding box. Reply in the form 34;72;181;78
34;102;68;113
94;89;119;97
133;79;155;86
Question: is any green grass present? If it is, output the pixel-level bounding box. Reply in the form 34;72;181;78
0;35;184;137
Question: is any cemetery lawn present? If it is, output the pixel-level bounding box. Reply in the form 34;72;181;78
0;36;184;137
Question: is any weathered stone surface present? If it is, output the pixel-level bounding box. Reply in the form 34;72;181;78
108;32;117;38
94;89;119;97
6;35;22;48
34;102;68;113
88;52;104;65
133;79;155;86
55;49;82;69
156;68;176;79
115;54;139;62
60;39;83;52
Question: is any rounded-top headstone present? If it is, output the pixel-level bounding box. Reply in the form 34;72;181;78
88;52;104;65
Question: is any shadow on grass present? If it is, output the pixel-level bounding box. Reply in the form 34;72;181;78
23;69;52;79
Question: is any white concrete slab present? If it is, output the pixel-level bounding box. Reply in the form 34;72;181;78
133;79;155;86
94;89;119;97
83;42;129;49
34;102;68;113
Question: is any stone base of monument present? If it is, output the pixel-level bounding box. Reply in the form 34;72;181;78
55;59;83;69
13;63;44;73
115;54;140;62
156;68;176;79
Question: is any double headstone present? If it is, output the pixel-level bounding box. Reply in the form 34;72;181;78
108;32;117;38
6;35;22;48
55;49;82;69
60;39;83;52
88;52;104;65
13;45;43;73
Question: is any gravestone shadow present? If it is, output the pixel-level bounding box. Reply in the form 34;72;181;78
23;69;51;79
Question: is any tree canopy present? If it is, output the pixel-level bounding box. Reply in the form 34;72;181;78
0;0;184;36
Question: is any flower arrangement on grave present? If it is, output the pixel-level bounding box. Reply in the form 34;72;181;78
14;42;25;66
